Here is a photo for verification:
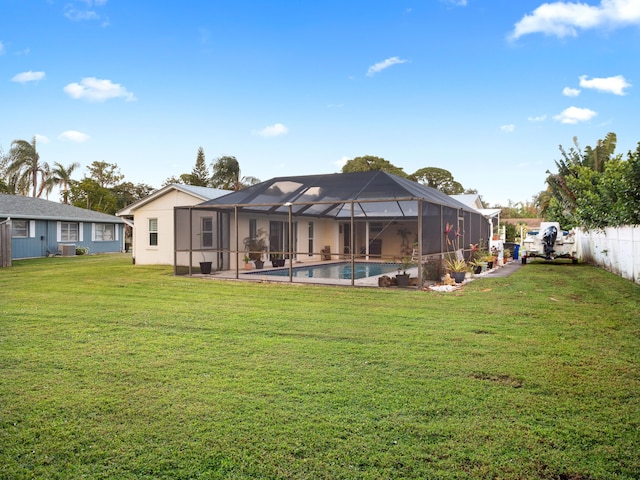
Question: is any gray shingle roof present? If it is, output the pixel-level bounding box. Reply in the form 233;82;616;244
0;194;124;223
199;171;479;217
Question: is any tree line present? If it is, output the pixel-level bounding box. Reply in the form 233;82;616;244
0;140;477;215
12;133;636;230
0;140;260;215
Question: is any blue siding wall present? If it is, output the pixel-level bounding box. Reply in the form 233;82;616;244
11;220;124;259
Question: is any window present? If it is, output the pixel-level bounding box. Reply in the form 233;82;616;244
308;222;314;256
61;222;79;242
249;219;257;240
95;223;115;241
12;220;28;238
202;217;213;248
149;218;158;246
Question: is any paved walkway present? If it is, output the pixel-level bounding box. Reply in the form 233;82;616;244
483;259;523;277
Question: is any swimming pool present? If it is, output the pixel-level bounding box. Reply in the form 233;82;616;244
248;262;401;280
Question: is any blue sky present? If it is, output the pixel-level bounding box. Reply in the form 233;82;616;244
1;0;638;206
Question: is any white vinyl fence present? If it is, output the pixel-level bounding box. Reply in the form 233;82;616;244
575;226;640;284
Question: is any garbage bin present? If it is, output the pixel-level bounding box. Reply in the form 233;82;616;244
513;244;520;260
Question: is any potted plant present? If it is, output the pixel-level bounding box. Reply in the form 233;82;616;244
395;257;415;287
445;257;468;283
243;228;268;268
270;254;285;268
199;257;213;275
243;254;252;270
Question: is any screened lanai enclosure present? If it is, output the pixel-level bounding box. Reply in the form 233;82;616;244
174;171;491;286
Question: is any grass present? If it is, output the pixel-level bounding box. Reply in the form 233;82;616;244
0;254;638;479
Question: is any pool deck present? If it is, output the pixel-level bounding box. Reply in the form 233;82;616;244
193;260;421;287
188;257;523;288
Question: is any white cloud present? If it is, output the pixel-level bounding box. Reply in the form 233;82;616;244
11;71;46;83
528;114;548;122
64;77;136;102
553;106;597;124
58;131;90;142
35;134;50;144
500;124;516;133
444;0;468;5
563;86;581;96
64;0;109;25
0;41;5;55
509;0;640;40
579;74;631;95
254;123;288;138
366;57;408;77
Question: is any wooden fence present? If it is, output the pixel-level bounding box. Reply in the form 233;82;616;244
0;222;11;268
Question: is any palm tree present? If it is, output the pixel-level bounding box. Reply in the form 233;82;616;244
51;161;81;203
7;137;49;197
210;156;260;191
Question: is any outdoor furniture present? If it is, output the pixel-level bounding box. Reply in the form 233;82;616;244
321;246;331;260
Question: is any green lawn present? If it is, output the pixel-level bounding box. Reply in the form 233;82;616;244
1;254;638;479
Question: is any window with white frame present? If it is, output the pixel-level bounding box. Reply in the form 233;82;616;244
202;217;213;248
149;218;158;246
12;220;29;238
308;222;314;256
60;222;79;241
94;223;115;241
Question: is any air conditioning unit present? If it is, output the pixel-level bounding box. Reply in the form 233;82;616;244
58;244;76;256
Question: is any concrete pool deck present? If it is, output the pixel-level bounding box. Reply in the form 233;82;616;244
190;258;521;287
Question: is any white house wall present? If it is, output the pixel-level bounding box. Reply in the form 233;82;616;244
221;215;418;269
133;190;205;265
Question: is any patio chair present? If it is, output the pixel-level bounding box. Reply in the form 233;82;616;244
321;246;331;260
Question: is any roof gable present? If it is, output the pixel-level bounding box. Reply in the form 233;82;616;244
116;184;230;216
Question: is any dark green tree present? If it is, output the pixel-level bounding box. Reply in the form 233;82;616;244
545;133;619;227
187;147;210;186
86;161;124;188
112;181;155;211
69;178;119;214
210;156;259;190
410;167;464;194
341;155;408;178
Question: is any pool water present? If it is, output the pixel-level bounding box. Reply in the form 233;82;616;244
249;262;401;280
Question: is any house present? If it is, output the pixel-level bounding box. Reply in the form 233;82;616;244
173;171;494;285
451;193;501;242
116;184;229;265
0;194;125;261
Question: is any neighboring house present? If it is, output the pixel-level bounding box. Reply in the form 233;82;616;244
174;171;493;280
451;193;501;241
116;184;229;265
0;194;125;260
